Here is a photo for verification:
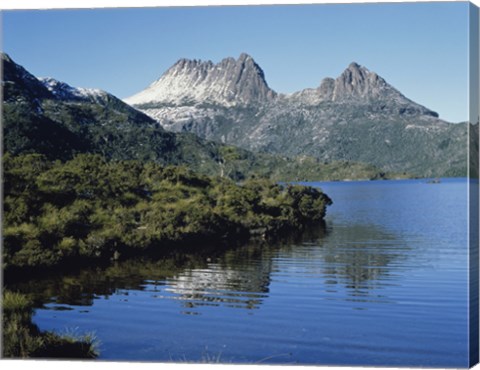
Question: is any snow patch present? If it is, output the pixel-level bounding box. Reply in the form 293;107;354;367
40;77;106;101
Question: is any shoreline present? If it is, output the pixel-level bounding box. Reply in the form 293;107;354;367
3;153;332;281
293;176;470;185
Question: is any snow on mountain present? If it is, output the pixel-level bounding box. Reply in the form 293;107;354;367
124;53;276;107
40;77;107;102
126;55;437;119
121;55;463;177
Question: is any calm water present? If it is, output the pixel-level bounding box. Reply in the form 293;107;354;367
18;179;471;366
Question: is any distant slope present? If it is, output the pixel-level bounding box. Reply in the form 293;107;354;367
2;53;393;181
3;53;177;163
126;54;469;178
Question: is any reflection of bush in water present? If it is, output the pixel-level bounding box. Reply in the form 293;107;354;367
10;223;329;311
10;221;405;310
152;223;330;310
2;290;99;359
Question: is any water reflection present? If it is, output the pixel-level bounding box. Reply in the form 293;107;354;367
12;220;409;313
318;222;409;301
150;227;329;313
11;255;214;307
163;264;270;311
10;180;467;366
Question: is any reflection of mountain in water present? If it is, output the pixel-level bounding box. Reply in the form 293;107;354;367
11;256;209;307
158;227;328;312
13;221;409;312
164;263;270;311
316;222;410;304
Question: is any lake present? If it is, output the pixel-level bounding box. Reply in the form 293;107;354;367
14;178;471;366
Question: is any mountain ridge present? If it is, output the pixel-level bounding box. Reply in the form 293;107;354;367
125;53;276;107
2;52;393;182
40;77;108;102
126;55;438;118
124;53;467;178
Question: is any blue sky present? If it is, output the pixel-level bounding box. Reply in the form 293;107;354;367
2;2;471;122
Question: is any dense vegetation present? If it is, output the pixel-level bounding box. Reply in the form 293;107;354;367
2;290;98;358
3;153;332;274
2;52;403;182
3;100;400;182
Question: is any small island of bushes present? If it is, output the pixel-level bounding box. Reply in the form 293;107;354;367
3;153;332;274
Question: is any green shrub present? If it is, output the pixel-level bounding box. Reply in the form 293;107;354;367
3;153;331;271
3;290;32;312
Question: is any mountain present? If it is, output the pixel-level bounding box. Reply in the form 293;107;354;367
2;53;54;103
125;53;276;107
289;62;437;116
2;52;392;182
40;77;108;102
2;52;178;162
126;55;469;178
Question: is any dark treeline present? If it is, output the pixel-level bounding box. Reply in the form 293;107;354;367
3;153;332;275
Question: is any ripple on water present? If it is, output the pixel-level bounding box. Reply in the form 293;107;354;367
23;179;470;366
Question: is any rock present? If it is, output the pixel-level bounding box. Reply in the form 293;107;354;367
125;55;463;178
124;53;276;107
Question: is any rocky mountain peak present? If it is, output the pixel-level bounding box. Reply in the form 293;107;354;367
288;62;391;104
332;62;386;101
238;52;252;61
348;61;360;69
124;53;276;107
